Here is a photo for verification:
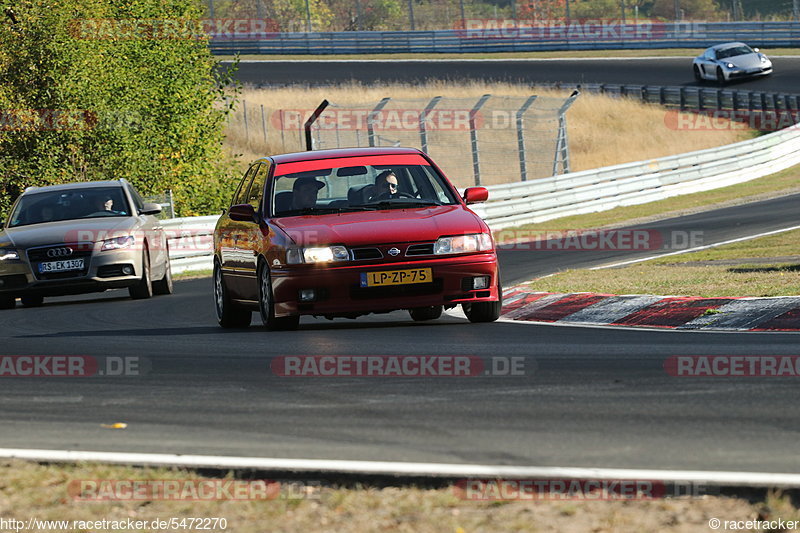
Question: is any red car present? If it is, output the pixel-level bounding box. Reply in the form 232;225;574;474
213;147;501;330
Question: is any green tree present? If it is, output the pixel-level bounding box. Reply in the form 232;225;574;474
0;0;237;216
651;0;723;19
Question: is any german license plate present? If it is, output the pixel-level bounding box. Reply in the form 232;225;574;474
360;268;432;287
38;258;85;273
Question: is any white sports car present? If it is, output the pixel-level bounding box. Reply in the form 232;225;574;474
693;42;773;84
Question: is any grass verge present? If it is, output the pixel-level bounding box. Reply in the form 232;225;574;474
216;47;800;61
525;229;800;297
174;269;212;281
2;460;799;533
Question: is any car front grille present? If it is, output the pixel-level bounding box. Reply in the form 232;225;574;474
27;243;93;281
405;243;435;256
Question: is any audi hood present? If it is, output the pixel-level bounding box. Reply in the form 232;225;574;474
0;217;138;249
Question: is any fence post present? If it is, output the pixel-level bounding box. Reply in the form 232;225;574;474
243;100;249;145
168;189;175;218
261;104;267;147
304;99;330;151
419;96;442;153
553;90;580;176
279;109;286;151
469;94;491;186
368;98;391;147
515;95;538;182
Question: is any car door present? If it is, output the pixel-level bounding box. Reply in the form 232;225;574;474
235;161;270;301
221;164;258;298
127;184;167;279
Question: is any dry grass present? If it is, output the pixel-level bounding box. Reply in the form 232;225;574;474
1;460;798;533
526;229;800;297
224;82;753;188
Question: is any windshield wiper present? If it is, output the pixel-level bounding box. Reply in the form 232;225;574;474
362;199;442;209
279;206;376;216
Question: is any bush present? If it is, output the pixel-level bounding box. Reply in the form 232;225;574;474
0;0;238;217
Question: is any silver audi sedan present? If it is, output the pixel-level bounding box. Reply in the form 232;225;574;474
693;42;773;84
0;179;172;309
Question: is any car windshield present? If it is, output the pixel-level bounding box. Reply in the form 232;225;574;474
8;186;131;228
270;161;459;217
716;45;754;59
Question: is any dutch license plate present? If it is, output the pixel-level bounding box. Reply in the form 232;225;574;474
38;258;85;273
360;268;432;288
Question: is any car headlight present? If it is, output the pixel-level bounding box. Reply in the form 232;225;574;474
286;245;349;264
726;62;735;69
434;233;493;255
101;235;134;251
0;248;19;261
760;55;769;63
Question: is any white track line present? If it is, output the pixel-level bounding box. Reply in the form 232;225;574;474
2;448;800;487
590;224;800;270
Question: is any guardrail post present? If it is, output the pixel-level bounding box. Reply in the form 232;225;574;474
679;88;686;110
515;95;538;182
761;93;768;111
659;86;666;106
698;89;705;112
748;91;755;111
470;94;491;186
553;90;580;176
419;96;442;153
732;92;739;111
641;86;648;103
773;93;780;111
304;99;330;151
368;97;391;147
716;89;723;110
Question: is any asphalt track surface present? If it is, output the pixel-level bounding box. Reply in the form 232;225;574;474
2;194;799;473
228;57;800;93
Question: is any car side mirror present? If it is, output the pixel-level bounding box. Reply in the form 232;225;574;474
463;187;489;205
228;203;258;223
140;202;162;216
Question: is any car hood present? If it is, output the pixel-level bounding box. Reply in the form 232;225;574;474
0;217;137;249
273;206;486;247
726;53;764;69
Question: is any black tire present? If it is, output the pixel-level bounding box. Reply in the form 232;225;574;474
462;282;503;323
214;261;251;328
0;295;15;310
409;305;443;321
129;248;153;300
258;261;299;331
20;295;44;308
716;67;726;85
153;246;174;296
693;65;703;82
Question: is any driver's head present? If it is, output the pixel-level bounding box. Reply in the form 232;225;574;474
375;171;398;195
95;196;113;211
292;177;325;209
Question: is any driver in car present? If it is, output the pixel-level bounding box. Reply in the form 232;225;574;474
291;176;325;210
370;170;400;200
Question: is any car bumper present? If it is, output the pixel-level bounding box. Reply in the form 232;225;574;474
728;66;772;79
270;253;500;317
0;247;143;297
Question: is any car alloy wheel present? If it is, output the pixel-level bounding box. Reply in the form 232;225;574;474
258;261;299;331
129;248;153;299
462;282;503;323
214;261;251;328
153;245;174;295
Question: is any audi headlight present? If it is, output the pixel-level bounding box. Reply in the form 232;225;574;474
0;248;19;261
286;245;349;264
101;235;134;251
434;233;493;255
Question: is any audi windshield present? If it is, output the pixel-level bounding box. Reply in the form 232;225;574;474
7;187;131;228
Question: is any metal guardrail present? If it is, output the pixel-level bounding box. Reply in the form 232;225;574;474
162;215;218;274
210;22;800;55
470;124;800;230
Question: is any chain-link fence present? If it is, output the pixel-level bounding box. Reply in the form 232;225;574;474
293;93;578;188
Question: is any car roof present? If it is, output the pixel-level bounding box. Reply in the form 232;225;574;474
709;42;749;51
262;146;424;165
23;180;125;195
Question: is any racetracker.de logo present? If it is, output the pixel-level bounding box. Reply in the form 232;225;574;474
664;110;800;132
0;356;146;377
68;18;280;40
0;109;97;131
454;18;670;41
493;229;704;251
274;109;477;132
665;356;800;377
454;479;715;500
271;355;527;377
67;479;320;501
